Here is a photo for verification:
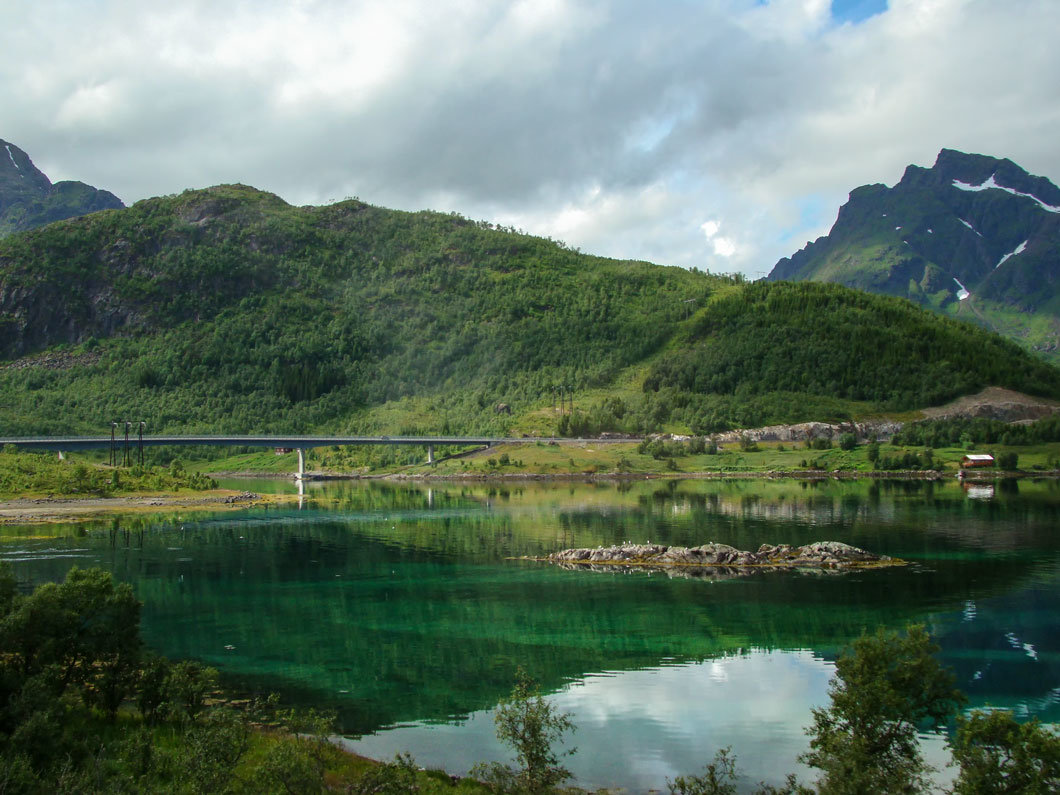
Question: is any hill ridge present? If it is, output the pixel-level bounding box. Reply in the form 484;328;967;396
1;170;1059;437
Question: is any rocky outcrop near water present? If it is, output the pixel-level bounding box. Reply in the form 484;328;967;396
548;541;901;572
708;420;902;444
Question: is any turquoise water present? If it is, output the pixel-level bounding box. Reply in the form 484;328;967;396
3;478;1058;790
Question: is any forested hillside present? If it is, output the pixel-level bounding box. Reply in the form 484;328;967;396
0;185;718;434
640;281;1060;433
1;184;1059;437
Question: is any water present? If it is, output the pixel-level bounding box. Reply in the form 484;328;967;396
2;477;1058;791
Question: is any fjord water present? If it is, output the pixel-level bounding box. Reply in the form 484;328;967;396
4;478;1059;790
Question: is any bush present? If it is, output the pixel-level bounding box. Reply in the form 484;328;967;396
472;668;576;794
838;433;856;451
668;747;737;794
167;661;218;722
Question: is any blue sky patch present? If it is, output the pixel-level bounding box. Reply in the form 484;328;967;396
831;0;888;25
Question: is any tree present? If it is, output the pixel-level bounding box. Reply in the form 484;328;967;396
950;709;1060;794
996;452;1019;471
473;668;576;794
1;566;141;715
801;624;964;794
668;747;738;795
839;432;857;451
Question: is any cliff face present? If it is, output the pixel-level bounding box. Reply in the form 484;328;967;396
0;139;124;237
767;149;1060;360
769;149;1060;308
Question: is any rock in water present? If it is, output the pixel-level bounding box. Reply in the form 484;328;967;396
546;541;901;572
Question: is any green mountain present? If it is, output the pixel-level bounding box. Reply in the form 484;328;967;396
0;138;124;236
767;149;1060;360
1;183;1059;437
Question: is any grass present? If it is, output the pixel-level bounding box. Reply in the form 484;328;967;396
375;439;1060;478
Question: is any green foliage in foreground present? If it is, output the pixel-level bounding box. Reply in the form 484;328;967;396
0;565;489;794
950;710;1060;794
0;449;216;497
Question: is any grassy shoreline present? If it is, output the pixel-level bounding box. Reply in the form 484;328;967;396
0;437;1054;525
197;437;1060;479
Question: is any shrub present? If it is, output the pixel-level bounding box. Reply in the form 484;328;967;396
472;668;576;794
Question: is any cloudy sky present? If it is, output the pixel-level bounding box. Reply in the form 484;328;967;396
3;0;1058;277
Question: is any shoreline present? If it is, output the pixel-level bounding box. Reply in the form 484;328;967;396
0;468;1046;525
0;490;297;525
212;467;1044;482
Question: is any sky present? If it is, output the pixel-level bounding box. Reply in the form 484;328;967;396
2;0;1058;278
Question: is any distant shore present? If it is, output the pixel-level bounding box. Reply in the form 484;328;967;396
0;490;294;525
0;468;1047;525
212;467;1043;482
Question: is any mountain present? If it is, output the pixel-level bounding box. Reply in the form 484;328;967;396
1;183;1059;437
0;138;124;236
768;149;1060;359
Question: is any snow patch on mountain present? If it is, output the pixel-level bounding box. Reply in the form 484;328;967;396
996;240;1028;269
953;278;970;301
5;144;20;173
953;173;1060;214
959;218;982;237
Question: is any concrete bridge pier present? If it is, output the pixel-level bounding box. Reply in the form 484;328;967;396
427;444;434;465
296;448;307;480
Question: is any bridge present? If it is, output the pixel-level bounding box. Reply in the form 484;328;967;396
0;434;634;479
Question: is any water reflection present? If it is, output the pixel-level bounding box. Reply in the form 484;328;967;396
347;651;836;790
2;477;1058;790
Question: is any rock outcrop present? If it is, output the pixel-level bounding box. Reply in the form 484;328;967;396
547;541;900;572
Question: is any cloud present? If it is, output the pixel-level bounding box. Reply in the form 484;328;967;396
701;220;736;258
1;0;1058;277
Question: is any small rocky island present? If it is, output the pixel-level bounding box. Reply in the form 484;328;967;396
544;541;903;579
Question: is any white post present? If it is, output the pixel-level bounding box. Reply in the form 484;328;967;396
296;448;306;480
427;444;434;464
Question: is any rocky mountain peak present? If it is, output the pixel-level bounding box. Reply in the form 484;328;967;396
0;138;124;237
766;148;1060;362
0;139;54;210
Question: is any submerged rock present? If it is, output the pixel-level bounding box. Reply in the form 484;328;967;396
547;541;900;571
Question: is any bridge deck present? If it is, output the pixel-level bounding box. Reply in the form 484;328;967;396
0;435;634;452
